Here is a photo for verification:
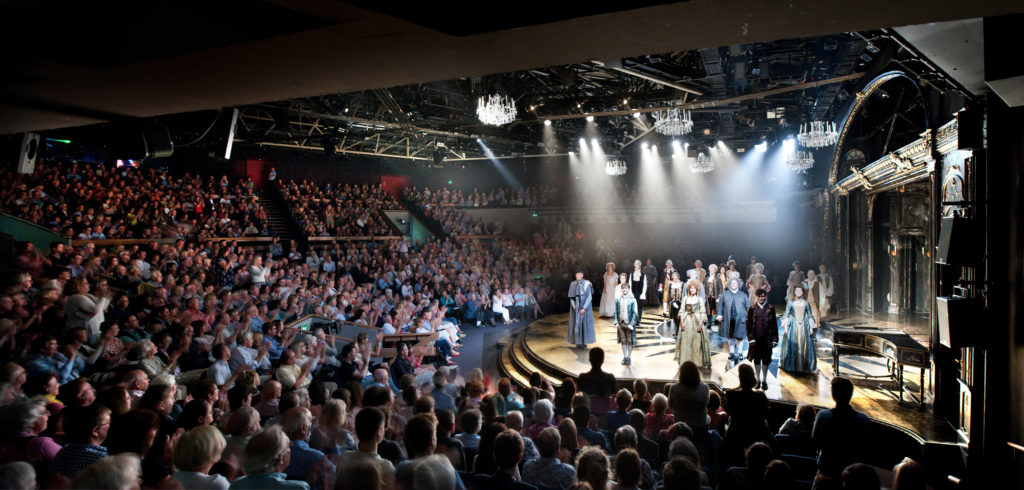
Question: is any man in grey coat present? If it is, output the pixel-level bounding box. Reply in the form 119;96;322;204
717;277;750;367
567;268;595;349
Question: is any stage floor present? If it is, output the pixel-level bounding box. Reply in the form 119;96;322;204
520;308;955;441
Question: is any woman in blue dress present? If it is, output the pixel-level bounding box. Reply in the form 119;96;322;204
780;284;817;374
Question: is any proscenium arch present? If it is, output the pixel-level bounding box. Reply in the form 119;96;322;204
827;70;930;187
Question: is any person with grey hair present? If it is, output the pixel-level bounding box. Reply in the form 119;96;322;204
527;399;555;439
1;396;62;472
504;411;538;461
613;425;655;489
522;427;575;490
70;453;140;490
395;454;458;490
0;461;35;490
280;407;334;490
230;331;271;373
231;426;309;489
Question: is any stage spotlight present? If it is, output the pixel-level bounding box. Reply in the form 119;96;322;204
651;145;658;152
586;115;595;122
633;111;641;117
754;142;768;153
783;138;796;153
568;151;574;155
684;143;689;149
672;140;682;148
717;140;725;147
641;142;648;150
476;138;482;143
544;119;552;126
591;138;599;146
622;98;629;105
579;137;586;147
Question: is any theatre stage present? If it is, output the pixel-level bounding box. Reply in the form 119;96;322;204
502;309;954;441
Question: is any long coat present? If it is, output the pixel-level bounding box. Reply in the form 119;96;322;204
615;293;639;345
567;279;596;344
718;288;750;339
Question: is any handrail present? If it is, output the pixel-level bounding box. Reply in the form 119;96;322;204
307;236;403;244
70;236;274;247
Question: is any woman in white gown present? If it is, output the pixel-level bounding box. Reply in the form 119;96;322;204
599;262;618;318
492;291;511;324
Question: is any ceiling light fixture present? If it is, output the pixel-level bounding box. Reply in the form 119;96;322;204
543;119;552;126
690;152;715;173
797;121;838;148
476;94;517;126
652;108;693;136
787;150;815;171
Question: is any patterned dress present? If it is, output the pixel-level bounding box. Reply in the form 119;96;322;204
675;296;711;368
780;299;817;373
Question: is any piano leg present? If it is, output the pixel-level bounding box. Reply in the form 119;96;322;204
898;363;904;402
833;348;840;376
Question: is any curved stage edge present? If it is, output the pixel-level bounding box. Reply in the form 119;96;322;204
500;310;955;443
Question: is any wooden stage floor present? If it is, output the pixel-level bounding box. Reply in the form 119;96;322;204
520;309;956;442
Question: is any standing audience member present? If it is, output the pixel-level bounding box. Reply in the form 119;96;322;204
812;377;870;479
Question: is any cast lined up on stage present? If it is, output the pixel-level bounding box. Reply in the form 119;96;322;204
780;285;818;374
614;281;640;365
567;269;595;349
674;279;711;370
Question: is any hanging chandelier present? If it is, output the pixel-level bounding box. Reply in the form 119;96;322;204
690;152;715;173
605;157;627;176
652;108;694;136
797;121;838;148
787;150;815;171
476;94;517;126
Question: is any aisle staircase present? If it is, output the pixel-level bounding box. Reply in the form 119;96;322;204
257;186;303;246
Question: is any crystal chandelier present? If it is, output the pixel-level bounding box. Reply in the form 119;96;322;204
652;108;694;136
787;151;815;171
797;121;838;148
476;94;517;126
690;152;715;173
605;157;627;176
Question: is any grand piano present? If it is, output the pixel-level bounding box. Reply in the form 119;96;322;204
830;326;930;405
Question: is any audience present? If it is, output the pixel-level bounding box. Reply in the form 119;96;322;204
812;377;870;479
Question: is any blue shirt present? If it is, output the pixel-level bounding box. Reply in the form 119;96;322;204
51;443;108;479
285;440;334;490
25;353;78;384
522;457;576;490
229;472;310;490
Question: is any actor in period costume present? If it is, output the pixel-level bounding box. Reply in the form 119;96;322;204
745;256;759;280
688;260;707;287
746;288;778;389
567;269;595;349
643;259;659;308
726;260;741;284
780;285;817;374
745;263;771;306
705;263;723;320
666;271;684;331
629;259;647;320
615;281;640;365
686;269;707;304
817;264;834;321
786;261;805;299
599;262;618;318
660;260;679;315
803;270;822;324
675;279;711;369
717;277;751;366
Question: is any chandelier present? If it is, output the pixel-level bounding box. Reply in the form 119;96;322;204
797;121;838;148
605;157;627;176
652;108;694;136
476;94;517;126
787;151;815;171
690;152;715;173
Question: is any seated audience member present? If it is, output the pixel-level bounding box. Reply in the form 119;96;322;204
70;453;141;490
842;463;881;490
707;391;728;433
221;407;261;472
627;409;660;468
891;457;927;490
645;394;674;439
613;426;655;489
577;348;616;415
572;403;609;451
476;429;537;490
435;409;467;471
431;370;457;412
605;388;633;432
230;426;309;489
394;455;458;490
631;379;652;415
505;410;538;461
613;448;644;490
528;399;556;439
281;407;335;490
557;418;580;465
763;459;794;490
812;377;870;479
455;408;483;452
173;425;230;489
0;462;36;490
575;446;612;490
0;397;62;474
716;442;773;490
336;407;396;485
180;399;215;431
50;405;112;481
309;398;356;463
656;456;703;490
255;380;283;421
778;403;816;447
522;426;576;490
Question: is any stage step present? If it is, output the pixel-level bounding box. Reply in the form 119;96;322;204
509;333;563;388
497;339;531;389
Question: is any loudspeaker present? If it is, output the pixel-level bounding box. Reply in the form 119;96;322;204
956;107;983;150
936;217;981;266
937;296;984;348
17;132;40;173
141;124;173;159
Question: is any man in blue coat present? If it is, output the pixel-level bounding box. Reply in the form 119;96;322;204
567;268;595;349
614;281;640;365
717;277;750;367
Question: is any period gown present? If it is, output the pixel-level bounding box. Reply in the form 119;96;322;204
675;295;711;369
746;272;770;306
599;271;618;318
780;298;817;373
817;272;834;321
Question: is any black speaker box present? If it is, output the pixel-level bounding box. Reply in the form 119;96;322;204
109;123;173;160
956;107;983;150
936;217;981;266
937;296;984;348
141;124;174;159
